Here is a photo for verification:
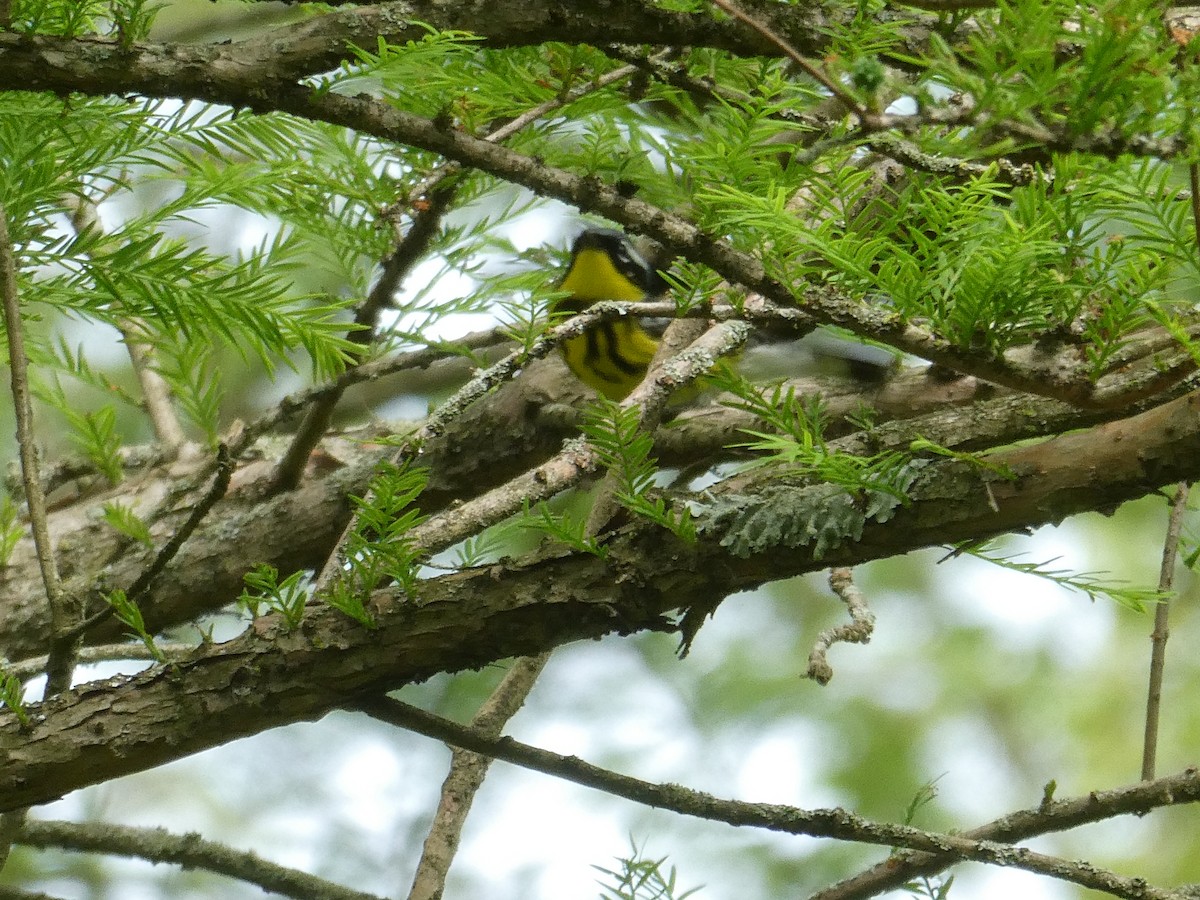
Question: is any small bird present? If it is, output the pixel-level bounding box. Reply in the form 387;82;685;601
552;228;667;401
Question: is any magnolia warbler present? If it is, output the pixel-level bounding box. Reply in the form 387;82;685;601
553;228;668;400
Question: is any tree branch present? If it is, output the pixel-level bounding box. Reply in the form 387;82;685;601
15;819;385;900
360;695;1197;900
407;654;550;900
6;393;1200;810
0;32;1192;411
1141;482;1189;781
0;203;74;697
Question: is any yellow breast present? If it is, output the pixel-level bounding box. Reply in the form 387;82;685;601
554;246;661;400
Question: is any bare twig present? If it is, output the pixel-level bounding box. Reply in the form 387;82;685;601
359;695;1194;900
810;767;1200;900
122;320;192;457
806;567;875;685
228;325;513;455
59;445;235;644
407;653;550;900
0;203;75;698
15;819;385;900
272;187;454;491
1142;160;1200;780
6;641;203;680
710;0;871;122
1141;489;1190;782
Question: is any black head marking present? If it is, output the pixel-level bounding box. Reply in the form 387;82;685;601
572;228;663;294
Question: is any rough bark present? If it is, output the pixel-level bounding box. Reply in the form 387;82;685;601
4;391;1199;813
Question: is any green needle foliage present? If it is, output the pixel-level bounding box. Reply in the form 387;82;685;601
581;402;696;542
104;589;165;662
717;372;919;503
240;565;311;631
595;841;701;900
0;669;30;728
101;502;154;548
327;462;430;626
952;540;1169;612
519;499;608;559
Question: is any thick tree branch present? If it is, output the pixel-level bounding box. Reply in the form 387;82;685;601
5;393;1200;811
0;347;1174;666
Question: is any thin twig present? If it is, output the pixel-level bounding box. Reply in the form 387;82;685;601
0;202;59;878
810;767;1200;900
123;320;191;456
59;445;234;644
806;567;876;685
15;819;385;900
490;63;643;143
6;641;204;681
358;695;1192;900
0;203;76;698
406;653;550;900
271;187;455;491
710;0;871;122
1141;486;1190;783
1141;160;1200;780
386;60;647;224
228;325;513;456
